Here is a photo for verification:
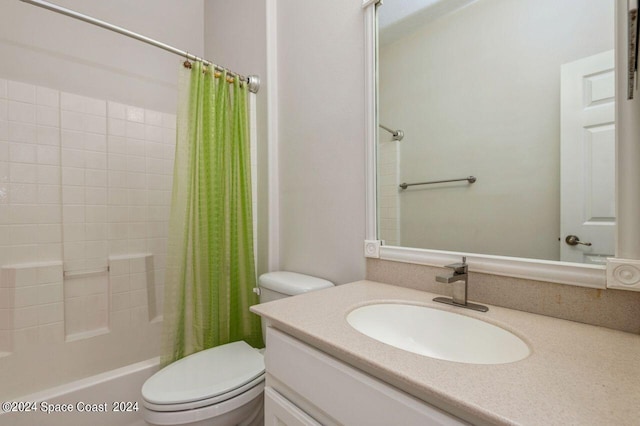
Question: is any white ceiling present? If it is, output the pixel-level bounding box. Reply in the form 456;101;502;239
378;0;479;46
378;0;443;29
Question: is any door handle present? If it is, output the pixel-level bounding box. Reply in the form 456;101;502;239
565;235;592;246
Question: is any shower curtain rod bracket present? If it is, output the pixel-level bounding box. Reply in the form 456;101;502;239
247;76;260;95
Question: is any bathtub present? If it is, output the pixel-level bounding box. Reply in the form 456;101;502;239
0;358;159;426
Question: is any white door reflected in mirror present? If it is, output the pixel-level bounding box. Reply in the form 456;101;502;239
560;50;615;264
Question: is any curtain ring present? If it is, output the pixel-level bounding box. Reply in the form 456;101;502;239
183;52;192;69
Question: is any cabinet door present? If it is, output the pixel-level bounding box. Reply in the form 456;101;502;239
264;386;322;426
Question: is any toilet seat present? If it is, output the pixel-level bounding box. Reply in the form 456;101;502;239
144;373;265;411
142;341;265;412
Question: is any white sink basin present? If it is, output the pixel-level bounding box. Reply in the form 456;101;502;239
347;303;530;364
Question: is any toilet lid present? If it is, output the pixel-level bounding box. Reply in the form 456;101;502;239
142;341;265;405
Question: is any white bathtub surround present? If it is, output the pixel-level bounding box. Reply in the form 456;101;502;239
0;77;174;399
0;80;63;266
0;262;64;355
64;253;160;343
252;280;640;425
0;74;260;399
0;357;159;426
109;253;162;328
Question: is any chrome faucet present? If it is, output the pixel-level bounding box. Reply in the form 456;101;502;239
433;257;488;312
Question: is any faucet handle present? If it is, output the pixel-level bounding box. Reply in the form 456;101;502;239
444;256;468;274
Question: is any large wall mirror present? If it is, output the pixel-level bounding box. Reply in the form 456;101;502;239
377;0;615;263
376;0;616;266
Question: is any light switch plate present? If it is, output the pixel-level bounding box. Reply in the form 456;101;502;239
606;258;640;291
364;240;381;258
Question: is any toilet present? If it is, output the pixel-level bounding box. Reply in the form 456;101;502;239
141;271;334;426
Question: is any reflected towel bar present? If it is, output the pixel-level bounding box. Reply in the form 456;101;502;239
379;124;404;141
399;176;476;190
63;266;110;278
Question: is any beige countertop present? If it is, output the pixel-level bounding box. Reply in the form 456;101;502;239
251;280;640;426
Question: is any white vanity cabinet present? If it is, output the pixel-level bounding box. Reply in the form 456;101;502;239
264;327;468;426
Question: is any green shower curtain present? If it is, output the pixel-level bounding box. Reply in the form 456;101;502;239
161;61;262;366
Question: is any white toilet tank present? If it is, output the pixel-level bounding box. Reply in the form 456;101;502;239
258;271;334;303
257;271;333;340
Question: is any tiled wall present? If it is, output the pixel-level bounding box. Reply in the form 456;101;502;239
0;263;64;355
60;92;109;273
377;132;400;246
0;81;63;265
109;254;159;332
0;77;175;352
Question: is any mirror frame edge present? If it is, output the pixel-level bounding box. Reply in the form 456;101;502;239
364;0;378;245
363;0;640;291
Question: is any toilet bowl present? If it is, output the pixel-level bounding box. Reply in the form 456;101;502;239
142;271;333;425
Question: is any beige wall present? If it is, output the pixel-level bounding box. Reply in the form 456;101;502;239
204;0;368;285
276;0;367;285
379;0;614;260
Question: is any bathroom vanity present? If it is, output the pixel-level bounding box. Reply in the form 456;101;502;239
251;280;640;425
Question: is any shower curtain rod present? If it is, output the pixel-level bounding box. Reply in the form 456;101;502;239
19;0;261;94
